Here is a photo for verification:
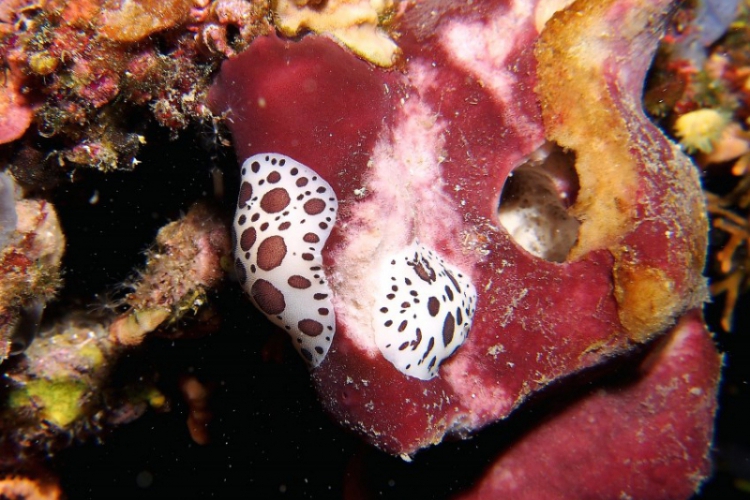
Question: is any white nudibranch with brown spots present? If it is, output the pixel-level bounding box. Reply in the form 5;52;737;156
233;153;338;367
374;242;476;380
233;153;478;379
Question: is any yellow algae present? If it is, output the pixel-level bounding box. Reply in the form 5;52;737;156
147;387;166;409
11;379;87;428
29;52;59;76
78;342;105;369
674;108;730;154
613;262;678;342
273;0;400;67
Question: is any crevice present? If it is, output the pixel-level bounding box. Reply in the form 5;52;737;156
497;143;580;262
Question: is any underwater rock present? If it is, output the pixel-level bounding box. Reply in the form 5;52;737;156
1;203;228;466
5;320;115;431
210;0;713;459
456;310;721;500
0;0;271;176
0;177;65;364
109;203;231;346
0;315;169;470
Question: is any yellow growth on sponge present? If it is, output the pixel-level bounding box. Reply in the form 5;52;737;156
273;0;400;67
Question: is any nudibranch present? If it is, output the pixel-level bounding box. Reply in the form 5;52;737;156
232;138;477;380
217;33;479;381
233;153;339;367
210;0;717;461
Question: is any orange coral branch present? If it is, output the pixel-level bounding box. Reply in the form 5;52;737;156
706;189;750;331
710;272;745;332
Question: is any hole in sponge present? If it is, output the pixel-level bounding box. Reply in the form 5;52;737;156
498;143;581;263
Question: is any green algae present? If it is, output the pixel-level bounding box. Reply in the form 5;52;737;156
10;379;87;428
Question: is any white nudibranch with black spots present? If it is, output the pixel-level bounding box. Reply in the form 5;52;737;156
233;153;338;367
373;242;477;380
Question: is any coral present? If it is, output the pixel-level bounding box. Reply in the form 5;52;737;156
193;0;271;57
272;0;399;67
210;0;712;468
701;122;750;165
0;207;230;467
1;319;114;461
674;108;731;153
109;203;231;345
98;0;196;42
0;178;64;364
706;189;750;331
179;375;212;445
0;314;171;475
0;0;271;175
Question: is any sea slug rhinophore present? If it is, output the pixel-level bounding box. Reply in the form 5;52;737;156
210;0;717;469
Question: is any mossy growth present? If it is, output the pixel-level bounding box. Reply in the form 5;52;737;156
78;342;105;369
9;378;87;428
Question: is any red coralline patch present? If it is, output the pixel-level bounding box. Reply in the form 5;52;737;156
209;35;402;172
72;61;121;109
210;3;718;492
